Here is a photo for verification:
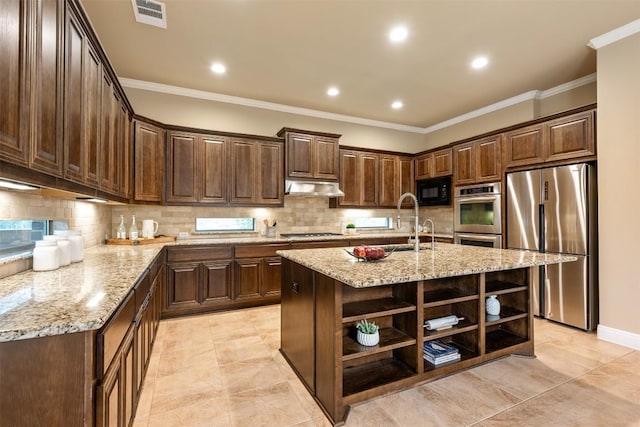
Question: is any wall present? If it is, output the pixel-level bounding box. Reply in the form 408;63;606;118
111;198;453;239
538;81;597;117
595;32;640;342
125;88;427;154
0;189;112;278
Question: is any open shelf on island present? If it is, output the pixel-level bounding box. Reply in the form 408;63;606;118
424;288;478;308
485;305;528;326
423;343;477;372
342;298;415;323
343;327;416;361
485;328;528;353
423;318;478;340
486;280;527;296
343;358;415;398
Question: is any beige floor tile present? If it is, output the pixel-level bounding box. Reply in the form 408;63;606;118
228;381;311;427
147;393;232;427
347;399;402;427
215;334;272;365
210;324;259;342
219;356;288;395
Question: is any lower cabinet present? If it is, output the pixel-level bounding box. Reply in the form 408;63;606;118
233;244;287;302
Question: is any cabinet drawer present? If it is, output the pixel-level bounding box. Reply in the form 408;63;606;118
166;246;233;262
96;291;135;379
235;244;289;258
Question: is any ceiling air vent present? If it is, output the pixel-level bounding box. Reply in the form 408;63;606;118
131;0;167;29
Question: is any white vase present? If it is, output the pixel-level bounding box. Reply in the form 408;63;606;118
357;330;380;346
486;295;501;316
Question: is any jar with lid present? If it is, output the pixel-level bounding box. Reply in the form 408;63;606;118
33;240;60;271
43;235;70;266
57;230;84;262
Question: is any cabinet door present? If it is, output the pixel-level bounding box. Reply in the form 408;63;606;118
234;258;261;300
503;124;544;168
166;133;198;203
118;104;132;199
201;135;227;203
122;327;135;427
201;260;233;305
432;148;453;177
338;150;360;206
63;6;85;182
134;315;145;395
378;155;398;207
30;0;64;176
544;110;595;162
99;74;118;193
134;121;164;202
286;133;313;178
83;43;101;188
165;263;200;311
256;141;284;205
415;154;431;180
475;135;501;183
96;350;122;427
0;0;30;166
230;138;256;203
399;156;414;201
314;136;339;180
453;142;475;185
361;152;379;206
261;256;282;297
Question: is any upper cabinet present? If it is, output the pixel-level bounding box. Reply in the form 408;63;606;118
278;128;340;181
503;109;595;168
453;135;502;186
415;147;452;180
379;154;414;207
230;138;284;206
134;119;165;203
338;149;378;207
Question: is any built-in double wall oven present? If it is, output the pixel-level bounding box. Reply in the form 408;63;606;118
453;182;502;248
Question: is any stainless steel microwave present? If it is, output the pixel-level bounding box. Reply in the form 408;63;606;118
417;176;451;207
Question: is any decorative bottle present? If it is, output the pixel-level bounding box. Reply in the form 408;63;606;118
129;215;139;241
117;215;127;240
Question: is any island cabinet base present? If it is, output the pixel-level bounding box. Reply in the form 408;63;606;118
280;259;535;426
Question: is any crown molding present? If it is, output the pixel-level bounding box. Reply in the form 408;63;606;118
588;18;640;50
120;73;597;136
118;78;425;134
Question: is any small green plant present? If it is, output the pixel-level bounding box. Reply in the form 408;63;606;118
346;223;356;229
356;319;378;334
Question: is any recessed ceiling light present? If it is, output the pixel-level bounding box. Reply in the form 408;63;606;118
391;100;403;110
327;87;340;97
471;56;489;69
210;62;226;74
389;25;408;43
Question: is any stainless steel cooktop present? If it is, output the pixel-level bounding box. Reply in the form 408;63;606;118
279;232;343;238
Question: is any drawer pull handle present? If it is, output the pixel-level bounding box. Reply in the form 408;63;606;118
292;282;299;294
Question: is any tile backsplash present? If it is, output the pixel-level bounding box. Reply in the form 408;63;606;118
111;196;453;238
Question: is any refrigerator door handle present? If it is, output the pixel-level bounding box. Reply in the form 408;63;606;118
538;203;545;253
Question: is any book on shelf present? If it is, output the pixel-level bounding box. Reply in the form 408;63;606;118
423;340;458;358
423;352;461;365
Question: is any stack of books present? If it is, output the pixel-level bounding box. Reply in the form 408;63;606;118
423;340;460;365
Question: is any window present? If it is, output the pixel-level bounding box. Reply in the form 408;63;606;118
0;220;68;260
194;217;255;233
353;217;392;229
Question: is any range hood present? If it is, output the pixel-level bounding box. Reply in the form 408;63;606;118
285;180;345;197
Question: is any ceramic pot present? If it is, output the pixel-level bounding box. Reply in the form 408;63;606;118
486;295;501;316
357;330;380;346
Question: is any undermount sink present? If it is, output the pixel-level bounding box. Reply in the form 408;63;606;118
380;244;433;252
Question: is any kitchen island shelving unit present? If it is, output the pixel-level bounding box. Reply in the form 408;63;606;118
278;244;574;426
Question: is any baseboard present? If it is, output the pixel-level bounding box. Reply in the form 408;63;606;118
597;324;640;350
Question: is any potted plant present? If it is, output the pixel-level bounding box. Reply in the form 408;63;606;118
345;223;356;235
356;319;379;346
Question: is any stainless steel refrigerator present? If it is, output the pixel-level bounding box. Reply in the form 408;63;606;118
506;163;597;330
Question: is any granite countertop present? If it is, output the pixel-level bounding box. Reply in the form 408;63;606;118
0;231;450;342
277;243;577;288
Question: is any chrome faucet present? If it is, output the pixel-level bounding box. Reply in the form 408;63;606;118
422;218;436;250
396;193;420;252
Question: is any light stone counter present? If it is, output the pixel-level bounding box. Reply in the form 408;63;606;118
0;231;445;342
277;243;577;288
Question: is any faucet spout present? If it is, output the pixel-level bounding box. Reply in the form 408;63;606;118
422;218;436;250
396;192;420;252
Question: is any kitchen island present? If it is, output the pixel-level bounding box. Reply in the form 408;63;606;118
277;243;576;426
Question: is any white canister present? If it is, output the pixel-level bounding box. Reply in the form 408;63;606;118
33;240;60;271
57;230;84;262
43;235;70;266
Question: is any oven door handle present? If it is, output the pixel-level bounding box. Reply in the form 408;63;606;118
455;233;499;242
456;196;498;204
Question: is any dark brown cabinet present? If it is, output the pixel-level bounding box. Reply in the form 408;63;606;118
230;138;283;206
134;119;165;203
453;135;502;185
379;154;414;207
415;147;453;180
100;73;120;194
166;131;229;204
84;42;101;188
279;128;340;181
503;110;595;168
234;244;288;301
338;149;379;207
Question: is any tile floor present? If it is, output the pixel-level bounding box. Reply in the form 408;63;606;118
133;305;640;426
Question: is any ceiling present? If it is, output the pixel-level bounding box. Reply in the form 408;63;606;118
79;0;639;130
